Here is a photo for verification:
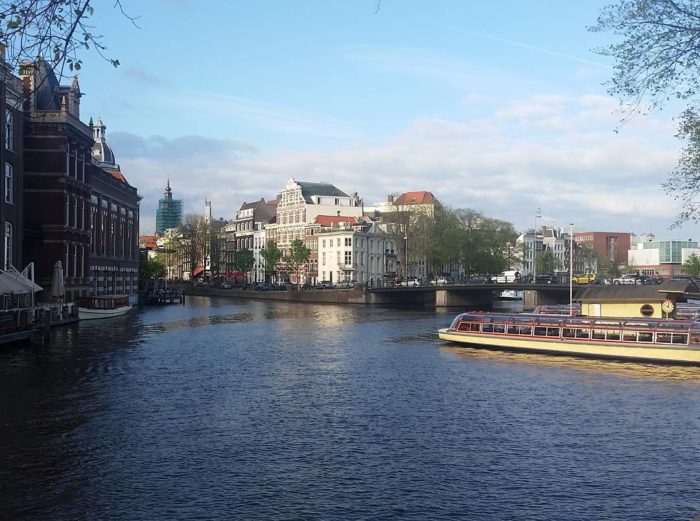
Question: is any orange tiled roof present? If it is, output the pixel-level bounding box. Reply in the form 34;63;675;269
139;235;158;249
110;169;128;183
395;191;436;205
314;215;358;227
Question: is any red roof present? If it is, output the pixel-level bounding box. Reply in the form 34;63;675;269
395;191;436;205
139;235;158;249
111;169;128;183
314;215;358;227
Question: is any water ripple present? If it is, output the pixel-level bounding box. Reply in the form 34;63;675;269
0;299;699;520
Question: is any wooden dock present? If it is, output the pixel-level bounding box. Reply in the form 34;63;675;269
140;290;185;306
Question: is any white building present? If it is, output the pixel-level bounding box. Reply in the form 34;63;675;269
316;218;397;285
272;178;363;256
253;226;268;283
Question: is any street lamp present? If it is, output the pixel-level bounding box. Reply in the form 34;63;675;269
533;208;541;283
404;235;408;279
569;223;574;316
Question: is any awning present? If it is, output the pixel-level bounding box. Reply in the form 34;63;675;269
225;271;244;279
192;267;204;277
7;267;44;293
0;271;34;294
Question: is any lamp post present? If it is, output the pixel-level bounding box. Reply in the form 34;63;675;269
569;223;574;316
533;208;541;283
404;234;408;279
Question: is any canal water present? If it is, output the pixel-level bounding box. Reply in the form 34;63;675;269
1;296;699;521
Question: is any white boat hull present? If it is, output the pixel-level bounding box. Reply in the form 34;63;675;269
79;305;132;320
438;328;700;365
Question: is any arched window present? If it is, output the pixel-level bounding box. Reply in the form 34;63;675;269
4;111;13;151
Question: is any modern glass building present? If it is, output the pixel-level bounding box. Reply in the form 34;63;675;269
155;180;183;235
642;240;697;264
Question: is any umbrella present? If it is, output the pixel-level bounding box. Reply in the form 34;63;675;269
51;260;65;302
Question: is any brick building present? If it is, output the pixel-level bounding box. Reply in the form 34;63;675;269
574;231;632;270
20;59;93;302
0;50;24;271
89;118;140;298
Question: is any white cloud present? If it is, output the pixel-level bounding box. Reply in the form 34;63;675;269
119;93;690;238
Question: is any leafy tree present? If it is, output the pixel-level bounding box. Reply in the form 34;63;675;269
423;206;462;277
591;0;700;224
451;209;519;277
381;194;434;278
177;213;210;276
139;256;165;289
286;239;310;285
259;241;282;282
536;250;562;274
0;0;134;75
233;249;255;281
684;252;700;276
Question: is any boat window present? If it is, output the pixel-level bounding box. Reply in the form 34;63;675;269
493;324;506;334
520;326;532;335
606;331;621;341
457;322;471;331
533;326;547;336
562;328;576;338
507;325;518;335
546;327;560;337
623;331;637;342
638;332;653;343
592;329;606;340
656;333;672;344
470;323;481;332
656;322;687;331
482;324;494;333
575;329;589;339
672;334;688;345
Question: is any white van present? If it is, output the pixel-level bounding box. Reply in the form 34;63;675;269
491;270;521;283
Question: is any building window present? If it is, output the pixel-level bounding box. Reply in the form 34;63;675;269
4;163;12;204
345;251;352;265
4;222;11;269
4;111;13;151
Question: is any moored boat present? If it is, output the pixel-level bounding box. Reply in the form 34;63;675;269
78;294;132;320
438;312;700;365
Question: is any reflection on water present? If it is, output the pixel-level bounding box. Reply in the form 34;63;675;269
1;296;700;521
441;344;700;384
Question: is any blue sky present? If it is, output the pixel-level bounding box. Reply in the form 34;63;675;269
70;0;692;239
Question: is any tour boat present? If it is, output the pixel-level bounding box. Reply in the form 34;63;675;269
438;312;700;365
78;294;132;320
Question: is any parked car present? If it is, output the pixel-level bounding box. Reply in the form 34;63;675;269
220;282;233;289
399;277;420;287
534;273;558;284
315;281;334;289
430;276;452;286
465;276;491;284
572;273;596;284
492;270;521;283
637;275;661;285
254;282;271;291
612;274;642;285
